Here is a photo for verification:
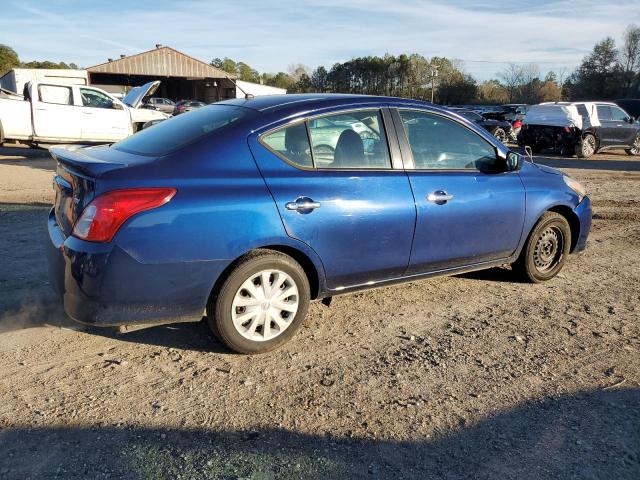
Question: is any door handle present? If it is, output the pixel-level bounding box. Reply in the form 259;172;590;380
285;197;321;212
427;190;454;205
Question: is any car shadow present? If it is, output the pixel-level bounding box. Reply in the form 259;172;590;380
1;388;638;479
455;266;528;283
533;154;640;172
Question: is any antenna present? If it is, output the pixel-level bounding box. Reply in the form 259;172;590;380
224;75;254;100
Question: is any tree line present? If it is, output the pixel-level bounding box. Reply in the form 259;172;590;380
212;23;640;105
2;23;639;104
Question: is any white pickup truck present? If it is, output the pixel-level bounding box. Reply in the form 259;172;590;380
0;80;169;145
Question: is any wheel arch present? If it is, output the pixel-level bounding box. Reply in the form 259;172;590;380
209;244;325;305
547;205;580;253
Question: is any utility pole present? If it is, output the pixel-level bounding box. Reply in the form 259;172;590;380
430;64;439;103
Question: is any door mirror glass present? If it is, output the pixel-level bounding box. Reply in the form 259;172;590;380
506;151;521;171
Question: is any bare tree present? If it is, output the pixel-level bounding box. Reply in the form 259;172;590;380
620;24;640;96
498;63;524;102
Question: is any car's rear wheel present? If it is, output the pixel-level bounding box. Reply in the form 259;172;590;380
625;135;640;156
207;250;310;354
493;127;508;143
514;212;571;283
576;133;596;158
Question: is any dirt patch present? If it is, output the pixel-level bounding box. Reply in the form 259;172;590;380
0;147;639;479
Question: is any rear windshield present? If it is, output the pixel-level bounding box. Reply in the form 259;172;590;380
113;105;252;156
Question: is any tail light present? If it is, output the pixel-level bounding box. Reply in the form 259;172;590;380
563;126;573;133
72;188;176;242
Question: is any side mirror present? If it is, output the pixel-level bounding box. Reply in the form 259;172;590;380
112;102;123;110
506;151;522;171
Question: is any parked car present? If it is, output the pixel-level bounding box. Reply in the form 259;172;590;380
450;108;513;143
519;101;640;157
144;97;176;114
615;99;640;121
173;100;207;115
482;104;528;122
48;94;592;353
0;80;168;145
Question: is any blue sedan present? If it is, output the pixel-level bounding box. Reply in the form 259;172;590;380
47;94;592;353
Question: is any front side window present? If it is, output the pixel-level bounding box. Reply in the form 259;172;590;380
610;106;629;121
308;110;391;169
399;110;496;170
80;88;114;109
39;85;72;105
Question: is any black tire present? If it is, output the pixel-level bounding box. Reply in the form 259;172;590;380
493;127;507;144
207;250;310;354
576;133;596;158
513;212;571;283
625;135;640;156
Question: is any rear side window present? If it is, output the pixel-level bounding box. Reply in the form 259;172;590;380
260;109;391;170
308;111;391;169
39;85;72;105
399;110;495;170
261;122;313;168
113;105;251;156
597;105;612;121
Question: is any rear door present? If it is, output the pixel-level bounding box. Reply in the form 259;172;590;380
77;87;130;141
250;108;416;289
31;84;82;140
393;108;526;274
595;105;617;146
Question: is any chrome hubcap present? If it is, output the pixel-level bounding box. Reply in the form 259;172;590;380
231;269;299;342
631;137;640;155
533;227;563;272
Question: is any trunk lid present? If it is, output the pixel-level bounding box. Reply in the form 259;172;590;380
50;145;129;236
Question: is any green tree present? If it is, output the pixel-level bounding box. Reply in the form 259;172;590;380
568;37;621;99
0;44;20;75
210;57;238;76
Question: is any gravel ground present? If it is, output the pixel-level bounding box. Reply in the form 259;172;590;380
0;145;639;479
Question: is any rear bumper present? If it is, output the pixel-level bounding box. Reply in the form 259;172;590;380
574;196;592;252
47;208;226;327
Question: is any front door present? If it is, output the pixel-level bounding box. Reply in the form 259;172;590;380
394;108;526;274
250;108;416;289
78;87;130;141
609;105;639;145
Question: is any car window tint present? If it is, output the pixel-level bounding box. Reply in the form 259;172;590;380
307;110;391;169
114;105;251;156
80;88;114;109
597;105;612;121
39;85;72;105
261;122;313;168
610;106;628;121
399;110;496;170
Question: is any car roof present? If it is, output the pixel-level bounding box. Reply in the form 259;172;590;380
219;93;433;113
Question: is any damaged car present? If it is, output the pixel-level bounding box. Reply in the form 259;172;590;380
518;101;640;158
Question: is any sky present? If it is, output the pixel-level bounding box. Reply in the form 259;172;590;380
1;0;638;81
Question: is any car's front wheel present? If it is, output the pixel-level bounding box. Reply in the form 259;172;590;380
207;250;310;354
514;212;571;283
625;135;640;156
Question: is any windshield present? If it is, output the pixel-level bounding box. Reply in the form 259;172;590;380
113;105;252;156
